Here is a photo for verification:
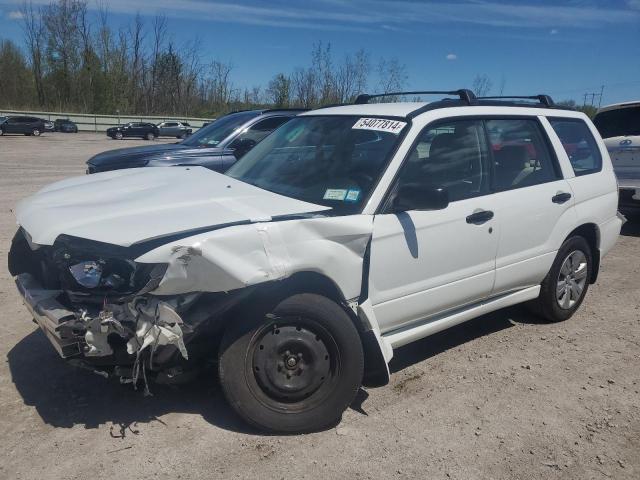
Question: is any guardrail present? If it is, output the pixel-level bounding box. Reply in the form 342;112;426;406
0;109;214;133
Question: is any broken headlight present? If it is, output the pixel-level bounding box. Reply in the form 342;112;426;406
69;261;103;288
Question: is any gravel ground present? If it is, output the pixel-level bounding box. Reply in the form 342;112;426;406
0;133;638;480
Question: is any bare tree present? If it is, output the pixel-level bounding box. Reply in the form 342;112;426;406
20;1;46;106
266;73;291;107
335;49;370;103
376;57;408;98
498;74;506;96
472;74;493;97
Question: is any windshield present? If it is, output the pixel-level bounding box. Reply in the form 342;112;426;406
227;115;407;215
181;111;260;147
594;106;640;138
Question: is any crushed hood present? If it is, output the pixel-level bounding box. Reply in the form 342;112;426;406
15;167;330;247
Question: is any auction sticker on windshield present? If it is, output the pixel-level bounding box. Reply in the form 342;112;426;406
352;118;407;135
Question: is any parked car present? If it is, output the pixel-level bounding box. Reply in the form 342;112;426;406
87;109;302;174
9;90;622;433
594;101;640;216
0;116;46;136
0;115;7;126
157;121;192;138
106;122;159;140
44;120;54;132
54;119;79;133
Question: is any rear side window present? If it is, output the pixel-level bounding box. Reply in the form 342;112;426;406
486;118;560;191
549;118;602;176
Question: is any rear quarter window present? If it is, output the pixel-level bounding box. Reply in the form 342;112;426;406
549;118;602;176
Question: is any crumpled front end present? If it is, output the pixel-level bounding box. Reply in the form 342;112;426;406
8;229;247;387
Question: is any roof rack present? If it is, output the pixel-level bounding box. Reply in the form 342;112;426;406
354;89;477;105
477;95;555;107
263;108;310;113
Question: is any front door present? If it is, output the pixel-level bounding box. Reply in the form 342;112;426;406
369;118;498;333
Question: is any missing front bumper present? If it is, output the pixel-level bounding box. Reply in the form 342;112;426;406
15;273;83;358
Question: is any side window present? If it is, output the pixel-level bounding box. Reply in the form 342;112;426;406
395;119;490;203
549;118;602;176
486;118;559;191
229;117;291;155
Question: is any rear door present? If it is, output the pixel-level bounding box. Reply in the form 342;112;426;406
486;117;576;294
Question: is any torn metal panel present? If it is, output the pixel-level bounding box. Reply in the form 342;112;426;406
136;215;375;300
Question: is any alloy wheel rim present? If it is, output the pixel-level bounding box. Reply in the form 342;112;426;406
556;250;588;309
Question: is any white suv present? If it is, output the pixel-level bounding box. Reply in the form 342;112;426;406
9;90;622;433
594;101;640;215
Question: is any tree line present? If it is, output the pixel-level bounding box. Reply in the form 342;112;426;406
0;0;412;117
1;1;590;118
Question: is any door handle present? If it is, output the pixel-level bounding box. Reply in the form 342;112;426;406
466;210;494;225
552;192;572;204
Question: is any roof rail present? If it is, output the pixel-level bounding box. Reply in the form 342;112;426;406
354;89;477;106
262;108;310;113
477;95;555;107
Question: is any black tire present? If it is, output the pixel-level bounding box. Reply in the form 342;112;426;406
219;293;364;433
145;132;155;141
31;128;41;136
114;132;123;140
530;236;592;322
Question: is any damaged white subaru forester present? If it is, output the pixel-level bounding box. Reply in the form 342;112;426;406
10;90;622;433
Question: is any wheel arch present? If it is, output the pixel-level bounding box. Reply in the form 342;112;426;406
565;223;600;283
240;271;389;388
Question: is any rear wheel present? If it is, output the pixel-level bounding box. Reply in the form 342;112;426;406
530;236;592;322
219;293;364;433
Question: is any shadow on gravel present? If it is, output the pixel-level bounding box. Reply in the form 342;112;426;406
9;306;543;433
7;329;253;434
389;305;541;374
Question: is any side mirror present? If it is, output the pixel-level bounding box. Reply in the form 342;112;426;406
392;184;449;212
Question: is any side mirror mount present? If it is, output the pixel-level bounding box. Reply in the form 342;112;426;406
392;184;449;212
231;138;257;158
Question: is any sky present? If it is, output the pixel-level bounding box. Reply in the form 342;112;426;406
0;0;639;106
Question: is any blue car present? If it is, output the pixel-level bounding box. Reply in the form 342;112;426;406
87;109;304;174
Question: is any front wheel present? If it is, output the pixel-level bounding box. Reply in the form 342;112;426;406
145;132;155;140
530;236;592;322
114;131;123;140
219;293;364;433
31;128;41;136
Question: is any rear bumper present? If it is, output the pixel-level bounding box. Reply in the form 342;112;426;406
15;273;83;358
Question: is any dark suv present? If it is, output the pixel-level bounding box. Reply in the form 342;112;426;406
87;109;304;174
106;122;159;140
0;116;46;136
54;119;79;133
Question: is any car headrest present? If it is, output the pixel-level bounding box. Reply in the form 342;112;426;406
495;145;529;172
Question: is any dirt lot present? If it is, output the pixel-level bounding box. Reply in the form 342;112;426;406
0;133;638;480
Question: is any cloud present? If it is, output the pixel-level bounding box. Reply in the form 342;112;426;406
4;0;638;32
446;53;457;60
627;0;640;10
8;10;24;19
550;29;559;35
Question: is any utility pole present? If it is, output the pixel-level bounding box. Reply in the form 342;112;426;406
583;86;604;108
